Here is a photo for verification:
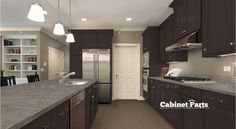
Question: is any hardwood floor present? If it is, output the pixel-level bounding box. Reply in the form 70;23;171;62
91;100;175;129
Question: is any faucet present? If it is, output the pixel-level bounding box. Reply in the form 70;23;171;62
59;72;76;83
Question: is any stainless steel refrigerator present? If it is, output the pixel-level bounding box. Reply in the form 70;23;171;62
82;49;111;103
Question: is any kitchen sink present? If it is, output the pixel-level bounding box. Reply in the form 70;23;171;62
65;81;88;86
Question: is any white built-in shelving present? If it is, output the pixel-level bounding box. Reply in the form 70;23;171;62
2;35;38;79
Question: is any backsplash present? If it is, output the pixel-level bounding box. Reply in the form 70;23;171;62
169;49;235;79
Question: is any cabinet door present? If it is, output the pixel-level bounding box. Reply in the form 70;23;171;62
183;96;203;129
96;31;112;49
231;0;235;49
54;119;69;129
142;31;150;53
21;112;51;129
202;0;235;56
167;89;183;129
90;84;98;123
51;100;70;129
204;104;235;129
187;0;201;33
148;80;156;107
85;88;92;129
80;31;96;49
174;0;188;39
160;25;167;62
165;15;174;46
70;49;82;78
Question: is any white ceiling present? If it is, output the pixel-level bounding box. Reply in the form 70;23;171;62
1;0;173;30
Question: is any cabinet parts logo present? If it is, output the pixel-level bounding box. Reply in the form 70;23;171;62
160;99;209;109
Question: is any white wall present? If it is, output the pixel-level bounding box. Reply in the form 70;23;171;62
40;32;69;80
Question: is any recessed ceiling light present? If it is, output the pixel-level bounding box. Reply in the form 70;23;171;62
81;18;87;21
126;17;132;21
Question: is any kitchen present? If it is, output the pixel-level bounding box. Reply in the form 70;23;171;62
1;0;235;129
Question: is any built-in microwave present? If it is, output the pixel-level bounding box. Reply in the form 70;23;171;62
143;52;149;68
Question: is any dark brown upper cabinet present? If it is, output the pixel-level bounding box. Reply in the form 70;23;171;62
160;14;188;62
170;0;201;40
202;0;235;57
72;30;113;49
96;31;113;49
142;27;168;76
142;31;150;53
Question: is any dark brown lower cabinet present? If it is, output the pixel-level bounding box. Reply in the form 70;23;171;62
21;100;70;129
85;87;92;129
148;79;156;107
164;89;182;129
21;112;51;129
148;78;235;129
85;84;99;129
204;104;235;129
182;96;203;129
51;100;70;129
21;84;98;129
55;119;69;129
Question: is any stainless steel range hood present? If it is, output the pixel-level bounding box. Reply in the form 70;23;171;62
166;31;202;52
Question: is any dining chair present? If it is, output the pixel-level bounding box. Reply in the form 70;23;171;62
27;74;40;83
1;76;16;87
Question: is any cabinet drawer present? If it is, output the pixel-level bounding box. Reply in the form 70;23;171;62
182;86;202;100
163;82;182;93
202;90;235;113
51;100;70;129
22;112;51;129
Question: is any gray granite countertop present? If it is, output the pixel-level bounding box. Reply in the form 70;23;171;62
149;77;235;96
1;79;97;129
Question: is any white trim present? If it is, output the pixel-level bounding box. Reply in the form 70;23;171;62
113;43;140;47
112;43;141;100
72;27;145;31
0;27;41;31
138;96;145;101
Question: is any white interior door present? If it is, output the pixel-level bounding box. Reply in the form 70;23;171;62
48;47;65;80
113;44;140;100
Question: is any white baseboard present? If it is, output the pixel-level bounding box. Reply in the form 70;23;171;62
137;96;145;101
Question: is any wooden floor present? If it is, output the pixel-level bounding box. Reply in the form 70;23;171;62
91;100;175;129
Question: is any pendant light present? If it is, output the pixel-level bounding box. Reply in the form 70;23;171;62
66;0;75;43
27;3;47;22
53;0;65;35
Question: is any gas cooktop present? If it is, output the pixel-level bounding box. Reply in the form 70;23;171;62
163;76;216;84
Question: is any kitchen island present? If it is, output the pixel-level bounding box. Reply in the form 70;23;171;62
1;79;97;129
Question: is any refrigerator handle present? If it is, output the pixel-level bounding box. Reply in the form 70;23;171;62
93;53;97;80
97;54;100;81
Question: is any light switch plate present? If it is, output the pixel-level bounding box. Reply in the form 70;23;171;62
223;66;231;72
43;61;47;67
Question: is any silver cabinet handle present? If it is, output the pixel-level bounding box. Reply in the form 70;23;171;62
42;125;48;129
230;42;235;46
203;48;207;51
182;30;186;33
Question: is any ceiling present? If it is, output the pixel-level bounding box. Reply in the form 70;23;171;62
1;0;173;30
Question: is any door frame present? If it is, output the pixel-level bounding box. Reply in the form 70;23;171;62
48;47;65;80
112;43;141;100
